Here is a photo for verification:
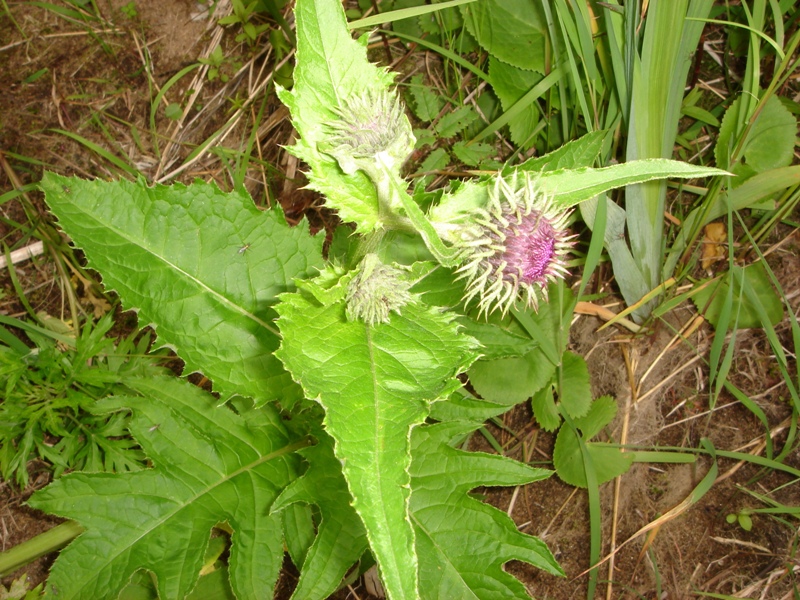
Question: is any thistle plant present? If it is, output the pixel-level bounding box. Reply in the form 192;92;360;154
15;0;728;598
452;173;573;317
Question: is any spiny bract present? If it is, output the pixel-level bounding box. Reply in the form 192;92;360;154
345;254;413;326
325;89;414;175
455;173;573;317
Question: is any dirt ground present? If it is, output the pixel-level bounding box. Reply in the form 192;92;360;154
1;1;799;599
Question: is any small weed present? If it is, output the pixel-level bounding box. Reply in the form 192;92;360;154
198;45;241;83
726;510;754;532
0;313;168;488
119;1;137;18
164;102;182;120
218;0;271;46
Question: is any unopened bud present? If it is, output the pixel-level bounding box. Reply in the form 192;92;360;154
325;89;414;176
345;254;413;325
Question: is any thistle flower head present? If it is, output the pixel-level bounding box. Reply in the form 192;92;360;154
325;89;414;175
455;173;573;317
345;254;413;326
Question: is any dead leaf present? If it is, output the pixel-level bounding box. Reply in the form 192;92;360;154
700;222;727;271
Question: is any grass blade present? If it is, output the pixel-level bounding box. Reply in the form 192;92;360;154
50;129;138;178
348;0;476;29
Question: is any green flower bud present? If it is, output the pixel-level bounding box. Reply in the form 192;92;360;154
345;254;413;325
325;89;415;176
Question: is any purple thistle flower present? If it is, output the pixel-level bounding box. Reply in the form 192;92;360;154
456;173;573;317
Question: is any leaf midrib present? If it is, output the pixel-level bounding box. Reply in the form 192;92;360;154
68;437;300;597
365;323;418;598
67;199;278;336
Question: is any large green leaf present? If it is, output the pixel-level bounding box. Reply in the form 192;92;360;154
429;389;520;424
28;377;300;600
275;270;478;600
461;0;547;72
429;160;727;227
558;350;591;419
278;0;402;232
691;262;784;330
273;420;565;600
531;383;561;432
272;430;369;600
716;95;796;181
456;318;538;360
411;421;563;598
468;350;556;407
488;56;543;150
42;173;323;401
40;173;323;404
553;396;633;488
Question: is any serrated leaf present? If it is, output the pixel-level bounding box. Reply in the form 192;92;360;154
716;95;796;181
40;173;323;404
469;348;556;407
275;273;478;600
517;131;607;172
558;351;591;419
459;286;565;372
488;57;542;150
537;161;730;210
452;141;494;167
429;160;726;227
272;430;369;600
28;377;299;600
429;389;516;424
456;318;538;360
553;396;632;489
413;127;437;149
572;395;617;440
278;0;406;231
691;262;783;330
415;148;451;189
435;105;478;137
531;383;560;432
461;0;547;72
409;74;444;122
410;421;563;597
553;426;634;488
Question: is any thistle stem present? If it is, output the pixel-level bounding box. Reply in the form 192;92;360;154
0;521;84;578
368;161;460;267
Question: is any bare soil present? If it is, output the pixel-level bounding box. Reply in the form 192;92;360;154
1;1;799;599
